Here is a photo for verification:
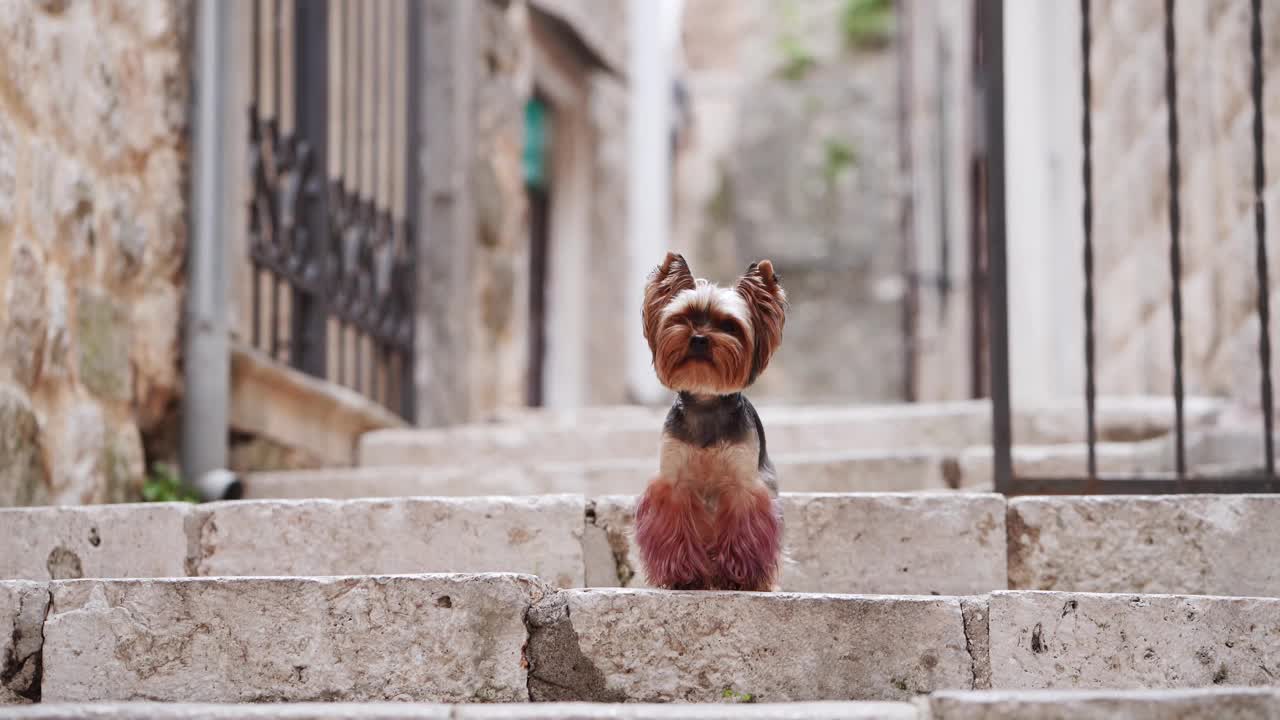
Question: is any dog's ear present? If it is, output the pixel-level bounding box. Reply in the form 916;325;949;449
642;252;696;353
736;259;787;381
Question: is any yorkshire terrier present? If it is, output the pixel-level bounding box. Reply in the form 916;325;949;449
635;252;788;592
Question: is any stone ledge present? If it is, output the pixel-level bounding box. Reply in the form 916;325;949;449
1007;495;1280;596
928;688;1280;719
0;503;192;581
246;451;954;500
526;589;977;702
191;496;586;588
0;702;920;719
455;702;921;719
40;575;547;703
988;591;1280;690
231;344;406;468
586;493;1007;595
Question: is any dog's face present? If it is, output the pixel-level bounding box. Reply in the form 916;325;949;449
642;252;787;394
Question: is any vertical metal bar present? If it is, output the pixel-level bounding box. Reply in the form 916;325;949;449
401;0;421;421
980;0;1013;494
292;0;328;377
1164;0;1187;483
183;0;234;494
897;0;917;402
1250;0;1276;486
1081;0;1099;489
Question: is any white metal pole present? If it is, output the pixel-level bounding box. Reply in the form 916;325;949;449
626;0;677;404
183;0;236;498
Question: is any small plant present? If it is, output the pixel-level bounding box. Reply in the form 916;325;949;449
722;688;758;703
842;0;894;50
778;34;817;81
823;138;857;185
142;463;199;503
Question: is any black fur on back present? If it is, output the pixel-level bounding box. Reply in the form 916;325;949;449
664;392;772;472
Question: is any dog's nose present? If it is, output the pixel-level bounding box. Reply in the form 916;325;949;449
690;335;710;354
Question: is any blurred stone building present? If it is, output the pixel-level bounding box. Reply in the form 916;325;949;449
904;0;1280;420
675;0;908;405
0;0;643;505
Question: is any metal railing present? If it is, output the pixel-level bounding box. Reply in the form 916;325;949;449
247;0;417;419
980;0;1277;495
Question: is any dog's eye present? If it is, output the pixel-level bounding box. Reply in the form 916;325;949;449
717;320;741;336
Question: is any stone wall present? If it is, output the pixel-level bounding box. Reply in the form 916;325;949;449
677;0;907;404
0;1;190;506
1089;0;1280;411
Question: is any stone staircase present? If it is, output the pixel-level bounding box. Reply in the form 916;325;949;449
3;398;1280;718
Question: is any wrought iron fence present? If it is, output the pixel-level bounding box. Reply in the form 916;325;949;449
979;0;1277;495
247;0;417;420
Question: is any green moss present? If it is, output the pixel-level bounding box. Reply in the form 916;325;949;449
142;463;198;503
75;289;131;401
778;35;817;81
842;0;894;50
823;138;858;185
722;688;758;703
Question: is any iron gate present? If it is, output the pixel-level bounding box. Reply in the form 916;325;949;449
247;0;418;420
979;0;1278;495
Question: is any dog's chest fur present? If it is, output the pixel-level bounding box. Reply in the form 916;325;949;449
658;393;776;506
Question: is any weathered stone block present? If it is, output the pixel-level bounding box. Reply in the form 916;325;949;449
456;702;920;719
585;494;1005;595
930;688;1280;720
988;591;1280;690
3;243;48;389
1007;495;1280;596
0;580;48;704
193;496;586;588
41;574;547;702
0;385;49;507
75;288;132;402
0;503;191;580
526;589;977;702
779;493;1006;594
0;704;453;718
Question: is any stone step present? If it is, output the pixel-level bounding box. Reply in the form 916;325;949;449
927;688;1280;719
359;397;1218;467
255;434;1236;501
0;494;1009;596
6;494;1280;597
0;701;919;719
7;578;1280;704
8;690;1280;718
247;450;970;500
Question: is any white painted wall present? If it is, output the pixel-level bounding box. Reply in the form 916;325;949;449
1003;0;1085;407
625;0;683;404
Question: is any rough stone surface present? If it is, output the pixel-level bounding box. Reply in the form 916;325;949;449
248;450;954;501
988;591;1280;690
0;580;49;704
193;497;586;588
3;243;48;389
75;288;132;402
929;688;1280;720
526;589;976;702
0;503;191;581
0;0;189;506
41;575;547;703
0;385;50;506
960;597;992;691
585;494;1006;594
0;702;918;719
360;399;1205;468
1007;496;1280;596
457;702;920;719
0;704;452;718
